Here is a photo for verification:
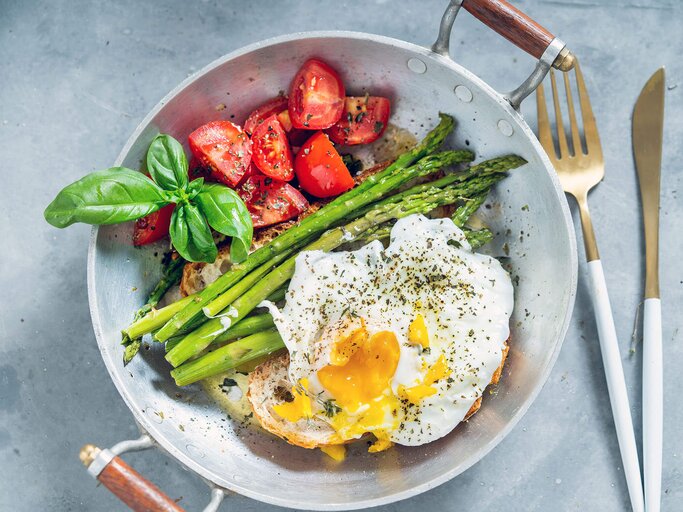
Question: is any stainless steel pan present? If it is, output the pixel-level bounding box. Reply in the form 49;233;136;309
81;1;578;510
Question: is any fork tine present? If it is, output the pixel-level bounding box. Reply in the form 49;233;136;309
574;60;603;157
549;69;570;159
563;72;583;156
535;82;556;159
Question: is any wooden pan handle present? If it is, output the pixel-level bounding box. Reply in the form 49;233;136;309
462;0;555;60
80;444;185;512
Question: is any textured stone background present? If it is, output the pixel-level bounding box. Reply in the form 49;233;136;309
0;0;681;510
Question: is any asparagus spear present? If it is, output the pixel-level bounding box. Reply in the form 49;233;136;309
450;191;496;251
464;227;494;249
348;221;394;246
122;339;143;366
121;254;186;364
165;313;276;353
354;155;525;219
134;255;185;322
123;295;194;342
342;216;494;250
165;175;497;368
336;155;528;249
452;193;488;228
151;115;463;343
171;329;284;387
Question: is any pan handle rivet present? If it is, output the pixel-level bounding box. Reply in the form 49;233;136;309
407;58;427;74
454;85;473;103
497;119;514;137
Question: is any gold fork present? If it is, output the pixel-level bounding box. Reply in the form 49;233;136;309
537;62;645;512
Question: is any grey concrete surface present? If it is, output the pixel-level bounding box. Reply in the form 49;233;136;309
1;0;681;510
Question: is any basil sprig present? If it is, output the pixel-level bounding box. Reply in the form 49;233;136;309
44;134;253;263
195;183;252;263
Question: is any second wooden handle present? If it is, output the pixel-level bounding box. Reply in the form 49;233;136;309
462;0;555;59
98;455;186;512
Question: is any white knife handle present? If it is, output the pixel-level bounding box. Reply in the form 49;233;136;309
587;260;645;512
643;297;663;512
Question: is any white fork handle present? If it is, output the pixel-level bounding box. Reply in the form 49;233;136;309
643;297;662;512
587;260;645;512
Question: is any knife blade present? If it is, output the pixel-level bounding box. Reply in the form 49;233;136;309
633;68;664;299
632;67;665;512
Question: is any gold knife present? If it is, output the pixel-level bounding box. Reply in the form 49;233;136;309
632;67;665;512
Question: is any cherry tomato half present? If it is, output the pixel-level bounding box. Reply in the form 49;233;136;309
326;96;391;145
239;174;309;228
277;109;312;148
188;121;252;187
251;115;294;181
133;203;175;246
236;163;262;188
288;59;345;130
243;96;289;135
294;131;354;198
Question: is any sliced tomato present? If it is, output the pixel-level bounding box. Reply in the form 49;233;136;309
133;204;174;246
277;109;312;147
236;163;263;188
326;96;391;145
239;175;309;228
243;96;289;135
288;59;345;130
276;109;293;131
294;131;354;198
251;115;294;181
188;121;252;187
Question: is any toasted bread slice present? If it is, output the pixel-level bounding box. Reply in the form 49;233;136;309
248;340;510;448
247;352;342;449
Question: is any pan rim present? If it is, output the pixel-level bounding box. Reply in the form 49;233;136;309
87;30;578;510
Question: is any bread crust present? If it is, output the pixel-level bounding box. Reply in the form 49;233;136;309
247;353;342;449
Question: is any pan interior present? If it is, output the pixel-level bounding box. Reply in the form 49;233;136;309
89;33;576;510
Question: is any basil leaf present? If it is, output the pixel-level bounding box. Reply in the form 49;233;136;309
169;203;217;263
44;167;169;228
147;134;189;191
187;177;205;200
194;183;253;263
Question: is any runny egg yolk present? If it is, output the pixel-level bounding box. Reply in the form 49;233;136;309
368;432;394;453
272;378;312;422
398;354;452;404
318;329;400;410
408;314;429;349
330;320;368;366
317;328;401;441
320;444;346;461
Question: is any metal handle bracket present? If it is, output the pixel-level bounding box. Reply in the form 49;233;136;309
431;0;575;109
80;433;227;512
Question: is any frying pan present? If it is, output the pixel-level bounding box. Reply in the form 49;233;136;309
80;1;578;510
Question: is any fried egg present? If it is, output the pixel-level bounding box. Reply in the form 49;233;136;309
263;214;513;448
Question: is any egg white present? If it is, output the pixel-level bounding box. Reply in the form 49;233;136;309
263;214;514;446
